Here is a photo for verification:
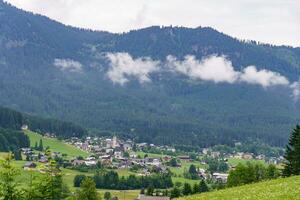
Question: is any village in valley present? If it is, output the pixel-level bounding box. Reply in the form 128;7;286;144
21;127;285;187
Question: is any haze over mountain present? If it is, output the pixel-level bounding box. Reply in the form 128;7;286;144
1;1;300;148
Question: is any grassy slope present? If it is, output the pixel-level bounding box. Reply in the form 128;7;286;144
25;130;88;158
178;176;300;200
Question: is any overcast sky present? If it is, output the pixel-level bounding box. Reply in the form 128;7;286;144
5;0;300;47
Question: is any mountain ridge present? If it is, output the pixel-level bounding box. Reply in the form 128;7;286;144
1;1;300;148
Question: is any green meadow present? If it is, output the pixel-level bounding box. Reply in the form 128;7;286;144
25;130;89;158
178;176;300;200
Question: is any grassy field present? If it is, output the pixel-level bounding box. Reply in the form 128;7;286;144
227;158;266;167
97;189;140;200
177;176;300;200
25;130;89;158
136;151;164;158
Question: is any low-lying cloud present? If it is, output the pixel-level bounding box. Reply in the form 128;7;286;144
166;55;239;83
106;52;160;85
240;66;289;88
290;80;300;101
106;52;299;100
167;55;289;88
54;58;83;73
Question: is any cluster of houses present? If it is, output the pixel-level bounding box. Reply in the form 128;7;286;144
202;148;284;165
19;133;285;185
67;136;175;175
21;147;60;171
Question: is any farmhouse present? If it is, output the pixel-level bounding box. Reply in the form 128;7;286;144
212;172;229;183
23;162;37;170
177;155;190;161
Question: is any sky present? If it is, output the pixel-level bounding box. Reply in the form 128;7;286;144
4;0;300;47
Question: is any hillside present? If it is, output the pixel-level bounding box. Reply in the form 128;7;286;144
0;106;86;152
25;130;88;158
1;1;300;148
178;176;300;200
0;106;86;138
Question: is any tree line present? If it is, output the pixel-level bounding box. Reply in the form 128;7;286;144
139;179;210;199
0;106;87;139
0;128;29;152
74;170;173;190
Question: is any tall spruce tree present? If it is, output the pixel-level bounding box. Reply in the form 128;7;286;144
199;180;209;193
38;139;43;151
182;183;192;195
283;125;300;177
34;142;38;150
13;149;22;161
76;177;100;200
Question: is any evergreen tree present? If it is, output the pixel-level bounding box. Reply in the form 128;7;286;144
266;164;280;179
169;158;178;167
13;149;22;161
199;180;209;193
74;175;86;187
192;183;199;194
104;191;111;200
182;183;192;195
170;187;181;199
146;185;154;196
26;154;30;161
34;161;69;199
76;177;100;200
187;164;198;179
188;164;197;174
0;154;23;200
283;125;300;177
34;142;38;150
38;139;44;151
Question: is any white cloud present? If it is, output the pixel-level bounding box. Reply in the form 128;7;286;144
106;52;160;85
53;58;83;73
106;52;299;100
167;55;291;88
290;80;300;101
240;66;289;87
166;55;239;84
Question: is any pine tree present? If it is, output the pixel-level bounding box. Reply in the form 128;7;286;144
170;187;181;199
146;185;154;196
182;183;192;195
192;183;199;194
76;177;100;200
34;161;69;199
199;180;209;193
38;139;43;151
283;125;300;177
13;149;22;160
104;191;111;200
34;142;38;150
0;154;23;200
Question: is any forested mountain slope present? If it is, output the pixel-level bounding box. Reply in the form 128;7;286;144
1;1;300;148
0;106;86;138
